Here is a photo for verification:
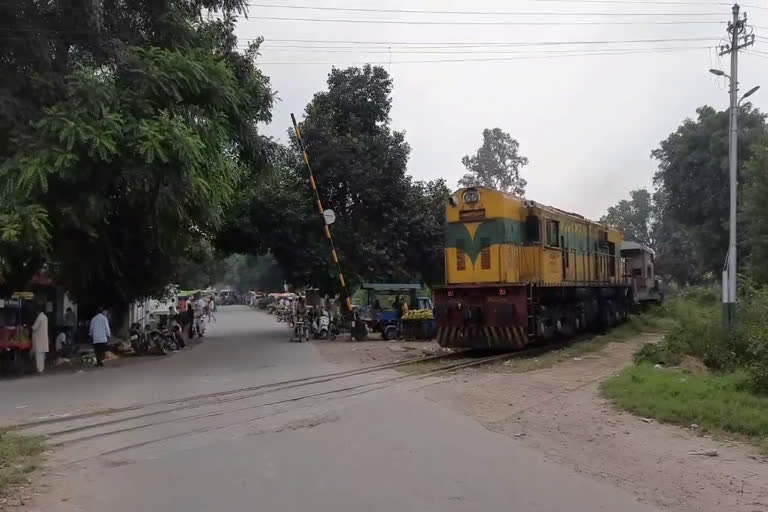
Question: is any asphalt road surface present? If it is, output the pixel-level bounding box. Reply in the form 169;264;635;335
2;306;660;512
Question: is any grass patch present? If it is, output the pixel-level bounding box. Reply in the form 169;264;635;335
602;364;768;454
0;431;45;496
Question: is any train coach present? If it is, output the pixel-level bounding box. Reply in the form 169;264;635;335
434;186;634;351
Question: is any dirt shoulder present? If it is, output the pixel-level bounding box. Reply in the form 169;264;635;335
312;339;445;368
418;334;768;512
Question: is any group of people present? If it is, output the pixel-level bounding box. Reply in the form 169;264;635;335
169;293;216;339
276;295;339;323
27;293;218;374
30;305;112;373
371;296;410;318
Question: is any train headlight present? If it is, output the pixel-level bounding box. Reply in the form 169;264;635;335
462;189;480;204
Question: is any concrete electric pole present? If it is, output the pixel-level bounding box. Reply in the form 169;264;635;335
712;4;755;328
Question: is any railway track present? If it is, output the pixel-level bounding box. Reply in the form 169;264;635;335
21;351;515;467
21;337;588;466
11;349;468;432
62;352;515;463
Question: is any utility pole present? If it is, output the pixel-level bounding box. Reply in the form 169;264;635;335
717;3;754;328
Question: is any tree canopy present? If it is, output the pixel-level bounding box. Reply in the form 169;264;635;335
458;128;529;196
0;1;273;310
599;104;768;286
219;65;450;292
742;145;768;284
652;105;767;276
600;189;656;249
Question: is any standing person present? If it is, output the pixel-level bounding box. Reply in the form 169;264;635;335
195;294;206;315
166;305;186;349
31;307;49;373
64;306;77;344
167;304;177;329
185;300;195;339
194;294;206;337
207;295;216;323
89;307;111;367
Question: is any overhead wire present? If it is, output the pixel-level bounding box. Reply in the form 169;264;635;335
243;3;725;16
528;0;768;9
253;44;712;55
251;36;722;47
253;46;709;65
246;15;726;26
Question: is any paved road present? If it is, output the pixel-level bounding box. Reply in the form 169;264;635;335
4;306;660;512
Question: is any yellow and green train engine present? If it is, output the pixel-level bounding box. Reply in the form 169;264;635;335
434;187;632;351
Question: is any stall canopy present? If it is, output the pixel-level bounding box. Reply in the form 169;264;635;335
360;283;421;292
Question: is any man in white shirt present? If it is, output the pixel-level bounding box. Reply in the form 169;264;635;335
89;307;111;367
31;309;49;373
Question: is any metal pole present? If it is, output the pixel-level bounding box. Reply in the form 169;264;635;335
290;113;354;315
726;3;740;326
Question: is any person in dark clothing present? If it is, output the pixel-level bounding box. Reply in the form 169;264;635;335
185;304;195;339
168;306;186;349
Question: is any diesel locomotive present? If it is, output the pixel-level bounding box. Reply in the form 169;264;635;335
434;187;632;351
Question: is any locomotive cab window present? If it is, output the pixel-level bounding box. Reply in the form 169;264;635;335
545;219;560;247
456;239;466;271
608;241;616;277
480;237;491;269
525;215;541;244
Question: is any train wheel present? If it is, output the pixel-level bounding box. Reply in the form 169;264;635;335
560;314;576;338
599;302;612;330
619;301;629;320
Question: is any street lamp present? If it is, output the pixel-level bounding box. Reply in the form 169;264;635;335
740;85;760;104
709;66;760;327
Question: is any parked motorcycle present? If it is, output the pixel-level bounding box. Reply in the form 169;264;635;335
194;314;206;338
328;315;340;341
129;322;151;354
311;310;330;339
144;326;167;354
350;308;368;341
292;314;309;343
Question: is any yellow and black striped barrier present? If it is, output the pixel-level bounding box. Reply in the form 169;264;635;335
291;113;353;313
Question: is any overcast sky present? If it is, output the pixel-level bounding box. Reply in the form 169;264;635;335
233;0;768;220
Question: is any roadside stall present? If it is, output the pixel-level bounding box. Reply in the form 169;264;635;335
177;290;201;310
0;292;34;375
400;308;437;340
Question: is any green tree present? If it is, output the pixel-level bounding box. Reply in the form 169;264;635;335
652;188;703;285
600;189;656;249
742;145;768;284
0;1;273;311
221;65;424;292
174;239;221;291
403;179;451;286
458;128;529;195
652;105;767;275
216;253;284;292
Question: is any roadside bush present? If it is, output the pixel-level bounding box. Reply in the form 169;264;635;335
734;281;768;391
633;283;768;391
635;288;729;368
634;341;683;366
